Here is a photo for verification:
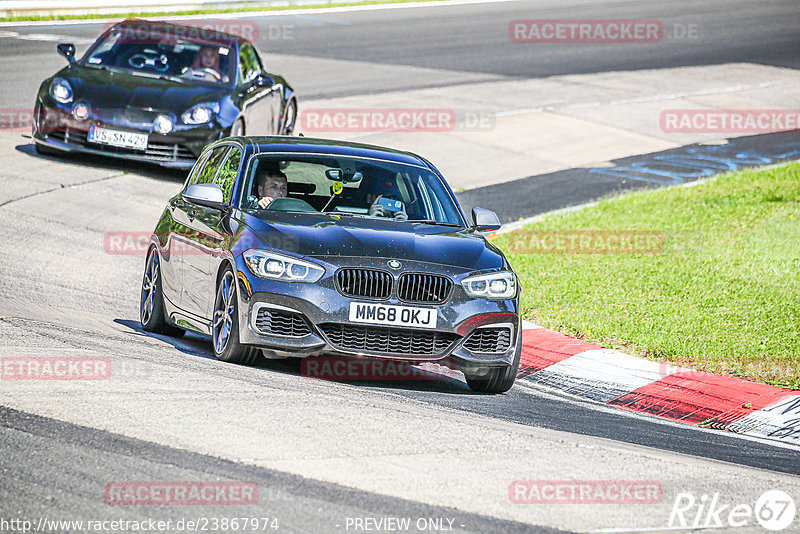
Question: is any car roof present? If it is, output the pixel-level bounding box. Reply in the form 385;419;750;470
113;18;246;45
224;136;434;169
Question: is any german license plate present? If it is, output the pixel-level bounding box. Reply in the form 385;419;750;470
349;302;437;329
88;126;148;150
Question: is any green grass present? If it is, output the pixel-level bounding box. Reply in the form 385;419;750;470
493;163;800;389
0;0;448;23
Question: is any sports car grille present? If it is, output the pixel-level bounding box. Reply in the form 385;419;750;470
336;269;393;300
254;308;312;337
47;127;195;162
319;323;459;356
463;327;512;354
397;273;452;304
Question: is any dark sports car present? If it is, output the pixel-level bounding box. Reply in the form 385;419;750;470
140;137;521;392
32;19;297;168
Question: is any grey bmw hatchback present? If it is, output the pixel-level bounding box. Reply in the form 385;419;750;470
141;136;521;392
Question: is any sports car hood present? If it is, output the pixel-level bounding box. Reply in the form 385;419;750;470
53;64;228;112
239;212;507;272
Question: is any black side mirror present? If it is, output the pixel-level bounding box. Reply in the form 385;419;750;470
57;43;76;64
255;74;275;87
472;207;501;232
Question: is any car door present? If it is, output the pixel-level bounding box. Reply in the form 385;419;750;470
178;145;230;322
235;43;280;135
162;151;210;309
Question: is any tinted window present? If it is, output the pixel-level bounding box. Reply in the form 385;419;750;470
238;44;262;84
192;146;230;187
215;147;242;204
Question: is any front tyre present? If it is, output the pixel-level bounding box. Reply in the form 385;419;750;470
281;99;297;136
212;268;261;365
140;248;185;337
464;326;522;393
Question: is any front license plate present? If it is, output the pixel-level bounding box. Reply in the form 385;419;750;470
88;126;148;151
349;302;438;329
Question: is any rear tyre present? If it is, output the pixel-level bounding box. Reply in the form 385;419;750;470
140;248;185;337
281;99;297;136
464;326;522;393
212;268;261;365
230;118;244;137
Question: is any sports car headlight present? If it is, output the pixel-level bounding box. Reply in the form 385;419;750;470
243;249;324;283
181;103;219;125
462;271;517;299
49;78;73;104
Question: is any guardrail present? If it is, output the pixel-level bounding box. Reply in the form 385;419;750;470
0;0;366;18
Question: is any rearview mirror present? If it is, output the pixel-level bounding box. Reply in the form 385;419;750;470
472;207;501;232
325;168;362;184
57;43;76;64
184;183;226;211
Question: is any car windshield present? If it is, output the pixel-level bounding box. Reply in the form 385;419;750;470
81;24;236;85
242;154;465;226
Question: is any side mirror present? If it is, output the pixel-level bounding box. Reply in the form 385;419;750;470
184;183;226;211
255;74;275;87
57;43;76;64
472;207;501;232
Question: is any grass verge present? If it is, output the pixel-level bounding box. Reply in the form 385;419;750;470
493;162;800;389
0;0;448;23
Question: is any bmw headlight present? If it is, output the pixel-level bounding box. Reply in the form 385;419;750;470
49;78;73;104
181;102;219;125
243;249;324;283
462;271;517;299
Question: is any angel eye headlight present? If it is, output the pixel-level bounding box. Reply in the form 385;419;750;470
182;102;219;125
49;78;73;104
462;271;517;299
243;249;324;283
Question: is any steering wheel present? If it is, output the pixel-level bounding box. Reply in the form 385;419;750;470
263;197;317;213
198;67;221;81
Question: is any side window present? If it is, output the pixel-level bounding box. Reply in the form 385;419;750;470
184;150;212;190
194;146;230;186
215;147;242;204
237;44;262;85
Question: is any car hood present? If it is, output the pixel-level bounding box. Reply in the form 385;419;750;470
54;64;228;111
238;212;507;272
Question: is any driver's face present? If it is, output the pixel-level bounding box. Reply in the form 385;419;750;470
200;48;218;68
258;175;288;199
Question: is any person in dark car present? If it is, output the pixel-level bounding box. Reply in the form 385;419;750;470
256;168;289;208
366;176;408;220
192;45;228;82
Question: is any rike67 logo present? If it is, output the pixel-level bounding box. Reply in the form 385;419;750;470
669;490;796;531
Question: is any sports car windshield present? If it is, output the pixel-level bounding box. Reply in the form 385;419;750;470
82;26;236;85
243;154;465;226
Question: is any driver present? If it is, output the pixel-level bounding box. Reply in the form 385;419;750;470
256;168;288;208
192;46;227;82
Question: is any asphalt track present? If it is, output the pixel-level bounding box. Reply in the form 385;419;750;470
1;1;800;532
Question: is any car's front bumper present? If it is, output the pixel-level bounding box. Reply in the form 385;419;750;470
32;99;226;168
234;256;520;374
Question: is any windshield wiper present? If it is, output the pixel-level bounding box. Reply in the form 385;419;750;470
407;220;461;227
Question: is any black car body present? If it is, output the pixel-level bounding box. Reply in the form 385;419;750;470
140;137;521;392
32;19;297;168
